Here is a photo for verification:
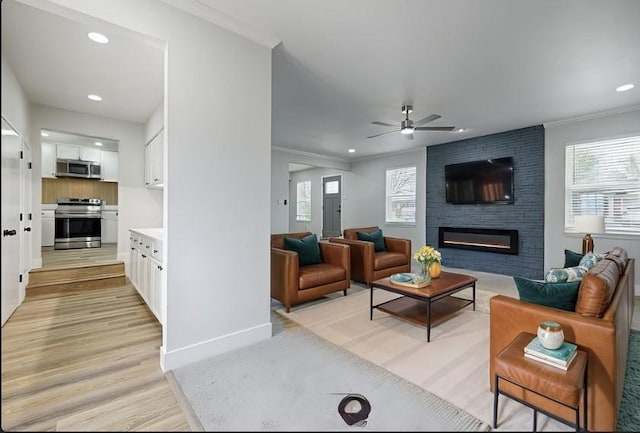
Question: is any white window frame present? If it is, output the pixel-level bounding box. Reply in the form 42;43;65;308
296;180;311;222
564;134;640;235
385;165;417;225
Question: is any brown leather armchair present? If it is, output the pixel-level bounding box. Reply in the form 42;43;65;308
329;226;411;286
271;232;351;313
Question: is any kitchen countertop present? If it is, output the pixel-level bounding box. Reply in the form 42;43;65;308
41;204;58;211
102;205;118;211
130;228;163;241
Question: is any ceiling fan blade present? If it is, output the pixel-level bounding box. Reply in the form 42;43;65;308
371;121;398;127
414;126;456;132
366;129;399;139
414;114;441;126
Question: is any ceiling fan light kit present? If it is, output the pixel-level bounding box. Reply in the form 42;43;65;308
367;105;455;139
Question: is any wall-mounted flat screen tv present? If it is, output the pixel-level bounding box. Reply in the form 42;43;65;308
445;157;514;204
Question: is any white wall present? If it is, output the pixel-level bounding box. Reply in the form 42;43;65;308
1;53;31;309
29;104;162;267
145;99;164;143
37;0;273;370
544;107;640;294
287;148;427;274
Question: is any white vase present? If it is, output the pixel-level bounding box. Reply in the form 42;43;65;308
537;321;564;350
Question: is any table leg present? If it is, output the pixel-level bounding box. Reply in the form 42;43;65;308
369;286;373;320
583;363;588;431
472;282;476;312
427;299;432;342
492;375;499;428
533;408;537;432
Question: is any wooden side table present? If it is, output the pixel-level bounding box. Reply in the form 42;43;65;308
493;332;588;432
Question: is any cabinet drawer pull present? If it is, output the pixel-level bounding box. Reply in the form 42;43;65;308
158;266;163;271
153;250;158;253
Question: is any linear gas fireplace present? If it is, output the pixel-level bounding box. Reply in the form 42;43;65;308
438;227;519;255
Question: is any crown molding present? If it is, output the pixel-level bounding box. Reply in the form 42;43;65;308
160;0;280;49
544;104;640;128
272;146;350;164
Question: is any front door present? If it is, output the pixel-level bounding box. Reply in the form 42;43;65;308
322;175;342;238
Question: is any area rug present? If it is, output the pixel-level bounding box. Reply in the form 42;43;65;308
617;329;640;431
277;288;572;431
172;321;490;431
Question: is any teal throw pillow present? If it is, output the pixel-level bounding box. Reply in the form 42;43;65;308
283;234;322;266
513;276;580;311
357;229;386;252
563;249;584;268
544;265;588;283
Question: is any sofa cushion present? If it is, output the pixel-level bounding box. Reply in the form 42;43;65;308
298;263;346;289
284;234;322;266
544;266;588;283
563;249;584;268
575;258;620;317
357;228;386;252
513;276;581;311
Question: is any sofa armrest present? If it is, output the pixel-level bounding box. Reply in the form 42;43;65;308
384;236;411;256
271;248;299;309
319;242;350;268
329;238;375;283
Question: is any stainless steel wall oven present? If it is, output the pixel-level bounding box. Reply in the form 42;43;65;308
54;198;102;249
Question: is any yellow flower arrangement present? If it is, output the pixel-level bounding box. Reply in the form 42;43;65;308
414;245;442;266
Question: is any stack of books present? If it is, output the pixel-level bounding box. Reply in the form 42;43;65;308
523;336;578;370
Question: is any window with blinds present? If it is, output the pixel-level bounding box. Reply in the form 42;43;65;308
385;166;416;224
296;180;311;222
565;135;640;234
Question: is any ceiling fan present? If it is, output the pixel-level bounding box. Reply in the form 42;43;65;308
366;105;455;139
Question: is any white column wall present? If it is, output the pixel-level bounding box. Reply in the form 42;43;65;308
37;0;273;370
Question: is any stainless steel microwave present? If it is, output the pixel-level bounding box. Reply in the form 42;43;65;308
56;159;101;179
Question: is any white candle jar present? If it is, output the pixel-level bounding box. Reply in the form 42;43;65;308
537;321;564;350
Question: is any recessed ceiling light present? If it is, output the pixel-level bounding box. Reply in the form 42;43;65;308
94;141;103;146
453;128;467;133
88;94;102;101
348;148;356;153
87;32;109;44
616;83;634;92
41;131;49;137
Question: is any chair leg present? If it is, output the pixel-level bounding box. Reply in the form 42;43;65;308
343;289;347;296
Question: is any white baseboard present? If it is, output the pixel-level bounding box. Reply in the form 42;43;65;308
160;321;272;372
636;283;640;297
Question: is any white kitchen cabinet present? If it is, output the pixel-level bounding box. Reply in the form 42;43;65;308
101;210;118;243
56;144;101;162
145;128;164;189
41;143;57;178
127;228;164;324
41;210;55;247
100;150;118;182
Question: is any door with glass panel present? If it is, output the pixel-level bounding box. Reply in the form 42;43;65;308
322;175;342;238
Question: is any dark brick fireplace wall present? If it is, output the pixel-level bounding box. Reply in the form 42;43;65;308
426;125;545;279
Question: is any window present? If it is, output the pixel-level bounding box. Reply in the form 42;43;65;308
296;180;311;221
565;135;640;235
385;166;416;224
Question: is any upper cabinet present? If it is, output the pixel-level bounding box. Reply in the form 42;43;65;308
56;144;101;163
145;128;164;189
101;150;118;182
41;142;57;178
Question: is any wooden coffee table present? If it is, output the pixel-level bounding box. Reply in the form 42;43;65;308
370;271;478;342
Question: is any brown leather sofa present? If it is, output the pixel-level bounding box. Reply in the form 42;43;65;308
271;232;351;313
490;247;635;431
329;226;411;286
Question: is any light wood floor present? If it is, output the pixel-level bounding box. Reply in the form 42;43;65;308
41;243;118;269
2;248;196;431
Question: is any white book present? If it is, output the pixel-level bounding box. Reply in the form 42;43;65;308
524;350;577;371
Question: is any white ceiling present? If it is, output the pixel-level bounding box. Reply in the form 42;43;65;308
1;0;164;124
2;0;639;162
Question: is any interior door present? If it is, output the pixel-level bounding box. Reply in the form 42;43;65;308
20;139;33;296
1;116;22;325
322;175;342;238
